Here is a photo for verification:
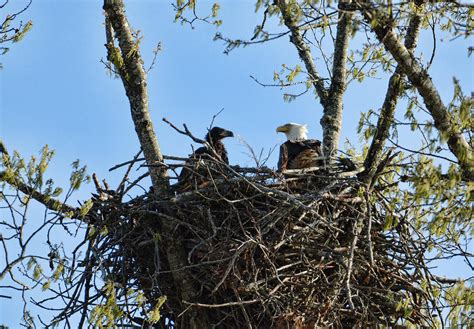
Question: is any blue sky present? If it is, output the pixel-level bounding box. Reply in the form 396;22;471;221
0;0;472;326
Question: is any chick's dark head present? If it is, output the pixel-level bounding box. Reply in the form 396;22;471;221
206;127;234;142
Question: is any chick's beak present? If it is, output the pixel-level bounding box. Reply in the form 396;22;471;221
221;130;234;138
276;125;289;133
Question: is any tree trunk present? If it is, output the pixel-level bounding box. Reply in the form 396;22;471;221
322;8;353;158
103;1;211;327
103;0;167;192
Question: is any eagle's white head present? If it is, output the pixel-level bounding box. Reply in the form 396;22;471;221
276;123;308;142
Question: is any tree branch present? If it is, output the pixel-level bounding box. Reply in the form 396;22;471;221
274;0;329;105
362;2;423;184
0;144;82;220
0;171;82;218
103;0;168;192
355;0;473;180
275;0;354;158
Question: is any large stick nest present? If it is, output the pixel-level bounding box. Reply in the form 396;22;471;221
89;159;435;328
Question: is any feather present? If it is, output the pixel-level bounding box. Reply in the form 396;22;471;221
278;139;323;171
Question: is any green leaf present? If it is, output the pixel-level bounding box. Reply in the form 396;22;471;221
148;296;167;323
211;3;220;17
53;262;64;281
13;21;33;43
42;280;51;291
79;199;93;217
33;264;42;280
27;258;36;270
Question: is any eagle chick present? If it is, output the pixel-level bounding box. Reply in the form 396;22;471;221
176;127;234;191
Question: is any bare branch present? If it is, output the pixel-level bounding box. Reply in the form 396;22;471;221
274;0;329;105
162;117;206;144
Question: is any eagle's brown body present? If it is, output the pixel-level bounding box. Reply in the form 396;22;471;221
277;139;323;171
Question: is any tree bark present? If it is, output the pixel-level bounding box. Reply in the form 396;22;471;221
355;0;473;180
103;0;168;192
322;8;354;158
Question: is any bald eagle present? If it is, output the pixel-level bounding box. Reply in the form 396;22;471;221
176;127;234;191
276;123;324;172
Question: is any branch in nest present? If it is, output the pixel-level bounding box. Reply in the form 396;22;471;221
182;299;259;308
162;117;206;144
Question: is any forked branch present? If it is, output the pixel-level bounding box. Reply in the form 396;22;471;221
275;0;353;159
362;1;423;185
354;0;473;180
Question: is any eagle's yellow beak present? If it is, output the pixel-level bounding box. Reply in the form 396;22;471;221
276;125;289;133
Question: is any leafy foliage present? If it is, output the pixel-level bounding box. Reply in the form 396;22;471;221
0;0;33;68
